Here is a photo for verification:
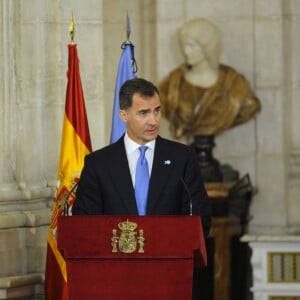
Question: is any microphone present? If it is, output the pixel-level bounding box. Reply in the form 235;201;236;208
180;177;193;216
63;182;79;216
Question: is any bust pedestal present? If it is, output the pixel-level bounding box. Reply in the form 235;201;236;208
190;135;222;182
190;135;239;182
203;181;254;300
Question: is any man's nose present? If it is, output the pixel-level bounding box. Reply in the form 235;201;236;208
148;112;158;124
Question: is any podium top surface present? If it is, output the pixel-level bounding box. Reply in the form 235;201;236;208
57;215;207;266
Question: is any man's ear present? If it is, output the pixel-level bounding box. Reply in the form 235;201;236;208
119;110;128;123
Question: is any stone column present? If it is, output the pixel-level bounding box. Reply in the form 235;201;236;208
0;0;18;191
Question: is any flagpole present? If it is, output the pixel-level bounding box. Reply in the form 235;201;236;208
126;12;131;42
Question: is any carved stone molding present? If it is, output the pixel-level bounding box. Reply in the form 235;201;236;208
0;273;44;300
242;235;300;300
0;186;54;214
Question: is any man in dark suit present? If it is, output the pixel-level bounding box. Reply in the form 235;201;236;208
72;78;211;236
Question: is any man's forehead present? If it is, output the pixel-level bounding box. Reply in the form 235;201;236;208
132;93;160;104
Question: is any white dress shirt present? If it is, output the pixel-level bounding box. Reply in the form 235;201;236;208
123;132;155;186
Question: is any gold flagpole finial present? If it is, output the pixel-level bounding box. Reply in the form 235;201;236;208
69;12;75;43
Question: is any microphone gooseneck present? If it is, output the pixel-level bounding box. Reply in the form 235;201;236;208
180;177;193;216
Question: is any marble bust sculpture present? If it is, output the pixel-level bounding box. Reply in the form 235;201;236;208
159;18;261;140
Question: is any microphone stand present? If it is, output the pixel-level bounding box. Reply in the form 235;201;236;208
63;182;78;216
180;177;193;216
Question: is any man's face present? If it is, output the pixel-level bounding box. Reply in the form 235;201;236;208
119;92;161;145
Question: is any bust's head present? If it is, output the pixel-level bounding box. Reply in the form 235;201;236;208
178;18;222;70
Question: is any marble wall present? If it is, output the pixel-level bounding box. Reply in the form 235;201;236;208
0;0;300;298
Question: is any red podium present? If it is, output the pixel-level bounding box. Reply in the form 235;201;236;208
57;215;207;300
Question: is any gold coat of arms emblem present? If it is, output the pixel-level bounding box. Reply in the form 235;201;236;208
111;220;145;254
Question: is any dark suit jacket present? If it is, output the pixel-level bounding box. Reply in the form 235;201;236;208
72;135;211;236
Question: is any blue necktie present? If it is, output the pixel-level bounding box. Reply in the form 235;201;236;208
135;146;149;216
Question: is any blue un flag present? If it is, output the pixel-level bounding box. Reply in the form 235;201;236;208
110;42;137;143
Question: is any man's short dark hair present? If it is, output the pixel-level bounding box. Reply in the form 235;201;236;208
119;78;160;110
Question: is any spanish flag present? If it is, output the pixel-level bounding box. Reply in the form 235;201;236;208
44;43;92;299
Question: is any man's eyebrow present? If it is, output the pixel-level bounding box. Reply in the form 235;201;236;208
138;108;151;113
138;105;161;113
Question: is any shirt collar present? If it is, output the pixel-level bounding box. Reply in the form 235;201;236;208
124;132;156;153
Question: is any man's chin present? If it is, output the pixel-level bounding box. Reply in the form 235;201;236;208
144;132;158;141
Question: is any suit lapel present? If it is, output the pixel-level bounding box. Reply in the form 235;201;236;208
108;137;138;214
147;136;173;213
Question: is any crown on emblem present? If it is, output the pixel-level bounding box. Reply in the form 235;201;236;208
118;219;137;232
